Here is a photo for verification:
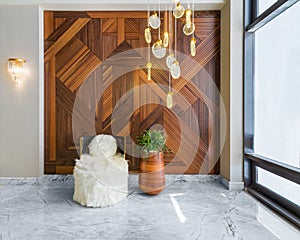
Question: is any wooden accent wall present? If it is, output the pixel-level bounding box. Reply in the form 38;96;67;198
44;11;220;174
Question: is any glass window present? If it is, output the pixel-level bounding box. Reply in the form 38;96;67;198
257;167;300;206
258;0;278;15
254;1;300;169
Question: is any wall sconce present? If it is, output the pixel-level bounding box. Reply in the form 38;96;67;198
8;58;26;87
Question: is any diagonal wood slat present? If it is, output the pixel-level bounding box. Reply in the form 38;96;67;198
64;52;102;92
164;109;209;173
45;18;90;61
56;37;90;81
102;18;117;33
125;19;139;33
56;79;103;132
45;18;77;51
172;26;220;114
173;26;220;90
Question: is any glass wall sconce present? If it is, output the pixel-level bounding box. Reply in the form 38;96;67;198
8;58;26;87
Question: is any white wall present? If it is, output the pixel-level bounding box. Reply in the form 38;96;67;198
220;0;244;183
220;0;230;180
229;0;243;183
0;5;41;177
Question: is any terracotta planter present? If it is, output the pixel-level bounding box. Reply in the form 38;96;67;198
139;151;165;195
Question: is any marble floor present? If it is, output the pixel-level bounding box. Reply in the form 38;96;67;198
0;175;299;240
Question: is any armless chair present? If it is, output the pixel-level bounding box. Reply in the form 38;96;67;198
73;135;128;207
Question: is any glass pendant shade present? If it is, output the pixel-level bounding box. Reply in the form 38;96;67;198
152;40;166;59
190;37;196;56
166;91;173;109
183;22;195;36
185;9;192;28
163;32;169;48
149;13;161;29
146;62;152;80
173;2;185;19
166;54;176;69
144;27;152;43
170;60;181;79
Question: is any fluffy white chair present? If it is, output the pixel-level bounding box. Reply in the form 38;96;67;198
73;135;128;207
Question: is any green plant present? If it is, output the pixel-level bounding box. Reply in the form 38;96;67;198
137;130;167;155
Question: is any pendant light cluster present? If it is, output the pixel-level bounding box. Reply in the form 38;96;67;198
145;0;196;108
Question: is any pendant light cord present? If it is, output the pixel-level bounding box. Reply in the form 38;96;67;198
158;0;161;39
147;0;150;27
174;17;177;58
174;0;177;58
169;71;171;92
169;0;172;53
192;0;195;38
148;0;150;64
148;43;150;64
169;0;172;92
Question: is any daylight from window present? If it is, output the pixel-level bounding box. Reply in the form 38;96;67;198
254;2;300;206
254;1;300;169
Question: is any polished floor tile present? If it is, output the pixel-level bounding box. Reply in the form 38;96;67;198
0;175;299;240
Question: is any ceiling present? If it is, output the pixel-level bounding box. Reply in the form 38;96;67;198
0;0;227;10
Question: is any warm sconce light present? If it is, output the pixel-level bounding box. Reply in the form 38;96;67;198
8;58;26;86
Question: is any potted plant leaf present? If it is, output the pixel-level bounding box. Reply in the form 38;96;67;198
137;129;166;195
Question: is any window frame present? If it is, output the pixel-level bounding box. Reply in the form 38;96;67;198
244;0;300;229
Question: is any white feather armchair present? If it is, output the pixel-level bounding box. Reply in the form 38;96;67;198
73;135;128;207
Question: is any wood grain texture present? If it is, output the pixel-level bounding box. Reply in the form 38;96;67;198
44;59;56;161
139;152;165;195
87;11;148;19
45;18;90;61
44;11;220;174
117;19;125;45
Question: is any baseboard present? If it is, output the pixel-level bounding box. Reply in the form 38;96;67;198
1;175;244;191
0;175;75;185
0;177;40;180
0;176;40;184
220;176;244;191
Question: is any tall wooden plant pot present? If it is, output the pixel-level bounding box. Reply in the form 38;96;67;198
139;151;165;195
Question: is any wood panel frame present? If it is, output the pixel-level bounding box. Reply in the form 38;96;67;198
44;11;221;175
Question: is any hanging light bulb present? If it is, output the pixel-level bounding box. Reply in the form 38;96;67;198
190;37;196;56
183;22;195;36
173;2;185;19
146;62;152;80
152;39;166;58
166;91;173;109
144;27;152;43
149;12;161;29
163;32;169;48
170;60;181;79
166;53;176;69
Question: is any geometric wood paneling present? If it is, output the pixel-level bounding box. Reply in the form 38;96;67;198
44;11;220;174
